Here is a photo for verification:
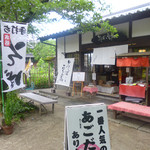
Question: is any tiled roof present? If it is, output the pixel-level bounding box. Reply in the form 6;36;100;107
39;3;150;42
103;2;150;20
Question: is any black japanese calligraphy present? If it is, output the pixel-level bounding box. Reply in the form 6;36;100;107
7;41;25;66
83;132;94;137
4;25;26;35
72;131;79;139
4;25;10;33
99;135;106;144
82;111;94;123
4;70;22;88
97;116;104;125
97;109;107;149
84;125;94;130
72;131;80;147
100;146;107;150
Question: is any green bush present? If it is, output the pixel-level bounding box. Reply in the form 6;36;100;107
25;58;54;88
4;91;36;125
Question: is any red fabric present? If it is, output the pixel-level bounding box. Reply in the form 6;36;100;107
117;58;132;67
119;84;145;98
131;57;141;67
83;86;98;94
117;58;124;67
108;102;150;117
141;57;149;67
117;57;149;67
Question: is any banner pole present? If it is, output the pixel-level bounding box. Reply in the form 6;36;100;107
0;59;4;115
0;36;5;116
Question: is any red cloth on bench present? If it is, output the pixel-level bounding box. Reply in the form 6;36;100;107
119;84;145;98
108;102;150;117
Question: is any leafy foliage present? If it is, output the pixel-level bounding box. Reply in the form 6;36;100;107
27;40;55;61
0;0;117;35
26;58;54;88
4;91;36;125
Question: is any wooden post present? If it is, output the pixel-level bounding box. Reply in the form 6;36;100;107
92;65;96;85
118;68;122;85
81;82;83;97
146;67;149;106
72;81;75;96
48;62;50;87
118;68;122;101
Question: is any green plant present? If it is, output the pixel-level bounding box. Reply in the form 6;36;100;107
3;91;36;126
25;59;54;88
4;92;14;126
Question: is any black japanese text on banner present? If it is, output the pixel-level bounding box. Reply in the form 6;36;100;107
1;21;28;92
55;58;74;87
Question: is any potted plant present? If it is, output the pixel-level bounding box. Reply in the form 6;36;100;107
2;92;15;135
1;91;37;135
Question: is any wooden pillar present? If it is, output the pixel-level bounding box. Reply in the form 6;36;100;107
118;68;122;85
92;65;96;85
79;34;82;71
146;67;149;106
118;68;122;101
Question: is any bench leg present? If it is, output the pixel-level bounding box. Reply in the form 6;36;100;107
40;104;48;115
52;104;54;113
39;105;42;115
114;110;118;119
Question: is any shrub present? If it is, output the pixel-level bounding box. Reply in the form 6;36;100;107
4;91;36;125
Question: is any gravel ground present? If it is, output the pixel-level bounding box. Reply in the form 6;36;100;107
0;96;150;150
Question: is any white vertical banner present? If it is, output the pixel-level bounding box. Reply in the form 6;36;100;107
55;58;74;87
1;21;28;92
64;103;111;150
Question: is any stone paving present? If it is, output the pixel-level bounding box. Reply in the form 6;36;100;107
0;88;150;150
40;88;150;133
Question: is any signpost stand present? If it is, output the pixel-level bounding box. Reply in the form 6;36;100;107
72;72;85;97
72;81;84;97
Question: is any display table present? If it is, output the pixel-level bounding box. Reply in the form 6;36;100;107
97;85;119;94
119;84;146;98
83;86;98;94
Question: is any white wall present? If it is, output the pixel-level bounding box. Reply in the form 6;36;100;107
57;37;65;69
82;31;93;44
95;22;129;37
114;22;129;37
95;29;107;36
132;18;150;37
66;34;79;53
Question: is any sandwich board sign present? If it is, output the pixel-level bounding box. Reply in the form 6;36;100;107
64;103;111;150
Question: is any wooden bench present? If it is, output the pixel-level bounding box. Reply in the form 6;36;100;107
19;92;58;115
108;101;150;123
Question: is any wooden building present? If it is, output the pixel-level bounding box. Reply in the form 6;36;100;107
39;5;150;96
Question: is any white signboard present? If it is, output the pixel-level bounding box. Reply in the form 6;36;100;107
64;103;111;150
92;44;128;65
56;58;74;87
1;21;28;92
72;72;85;82
92;73;96;81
